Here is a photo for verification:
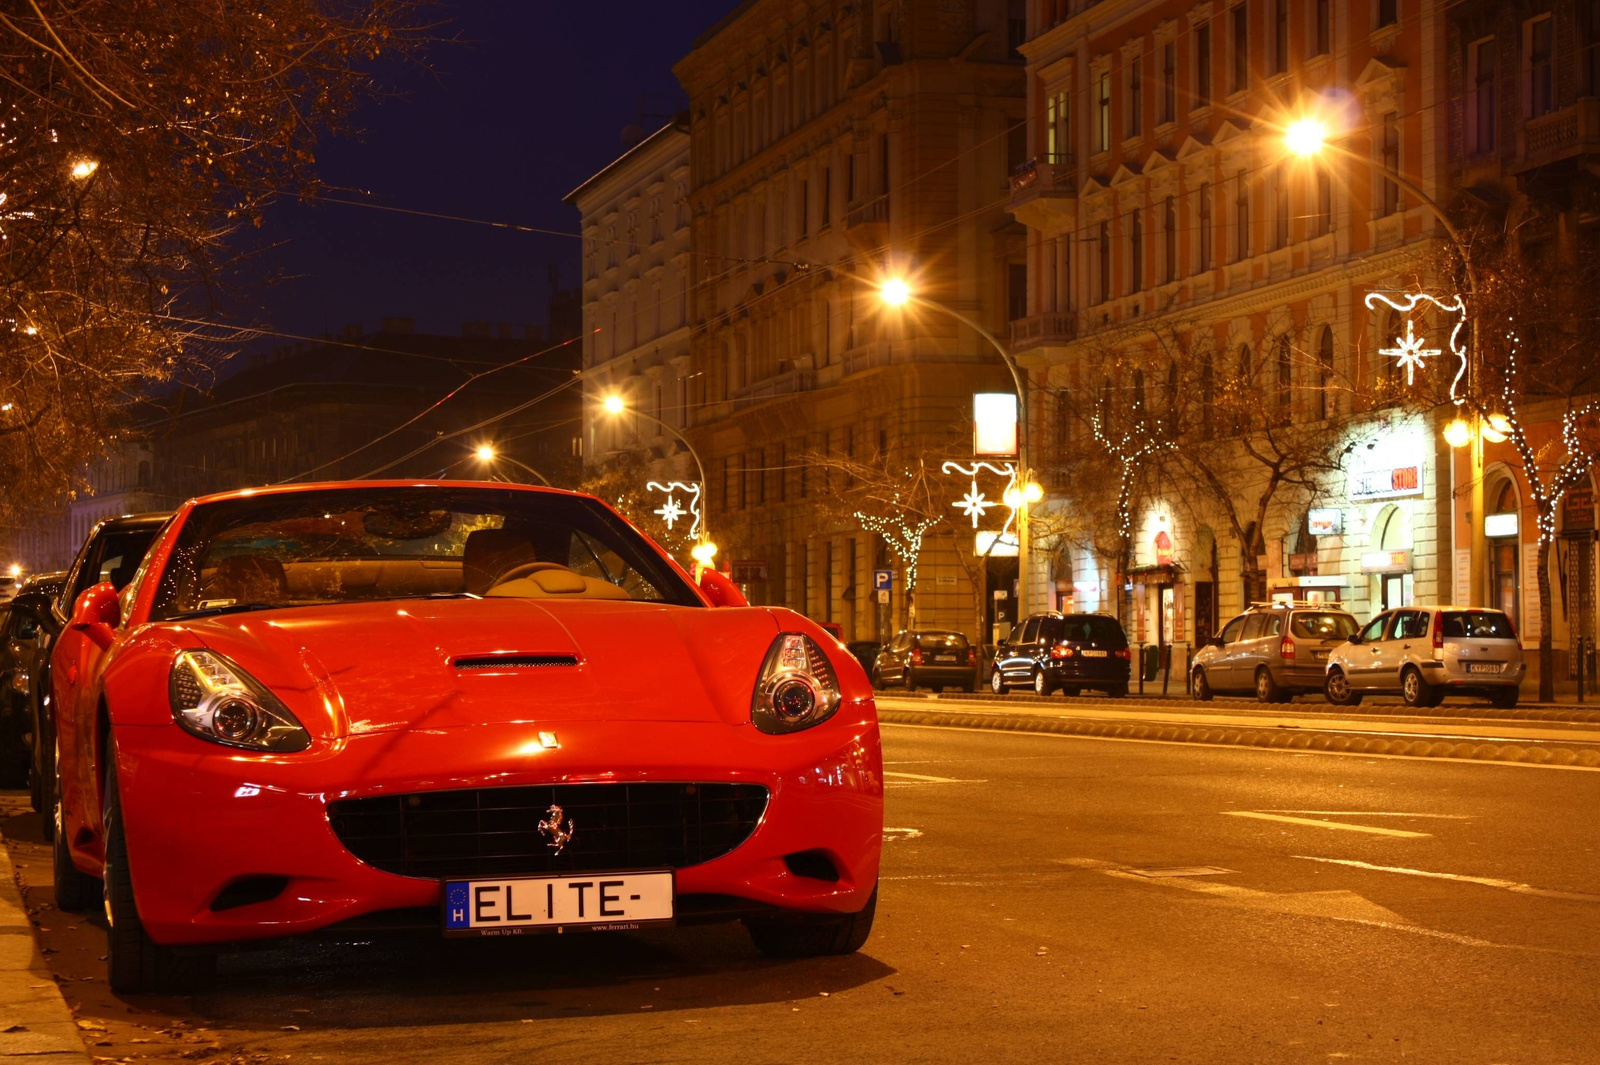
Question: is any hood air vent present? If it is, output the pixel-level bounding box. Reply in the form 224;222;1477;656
453;654;579;671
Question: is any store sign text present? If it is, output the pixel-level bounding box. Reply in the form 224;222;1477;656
1349;464;1424;501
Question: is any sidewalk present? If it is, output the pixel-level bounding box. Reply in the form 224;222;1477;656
0;830;89;1064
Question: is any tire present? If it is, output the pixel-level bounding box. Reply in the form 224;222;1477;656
52;790;96;914
0;704;29;789
103;744;216;994
990;669;1007;695
1325;669;1363;706
1400;666;1435;709
869;668;883;690
1192;669;1214;702
1033;670;1054;696
931;685;945;694
1489;688;1520;710
904;673;917;693
746;885;877;958
1255;667;1286;705
1105;683;1128;698
961;683;976;694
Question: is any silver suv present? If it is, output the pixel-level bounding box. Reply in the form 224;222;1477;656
1324;606;1526;708
1192;601;1360;703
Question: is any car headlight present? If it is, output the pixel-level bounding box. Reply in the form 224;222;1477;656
751;633;842;734
168;650;310;752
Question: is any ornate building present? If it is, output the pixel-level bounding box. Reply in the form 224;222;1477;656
675;0;1025;640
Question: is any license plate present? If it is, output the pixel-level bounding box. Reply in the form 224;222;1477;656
443;870;673;936
935;654;958;662
1314;650;1329;661
1081;650;1107;658
1468;663;1502;674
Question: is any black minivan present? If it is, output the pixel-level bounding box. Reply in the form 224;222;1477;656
990;612;1131;697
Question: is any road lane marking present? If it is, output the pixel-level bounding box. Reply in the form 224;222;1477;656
877;721;1600;771
883;770;967;782
1292;855;1600;902
1224;811;1431;838
1268;810;1471;819
882;827;923;842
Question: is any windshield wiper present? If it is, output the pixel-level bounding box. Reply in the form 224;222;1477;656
173;602;287;620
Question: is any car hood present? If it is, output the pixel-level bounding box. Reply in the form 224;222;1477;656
183;598;780;737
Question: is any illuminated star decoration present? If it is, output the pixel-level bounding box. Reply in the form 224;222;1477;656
953;482;994;526
941;461;1019;536
645;480;701;539
1364;292;1468;400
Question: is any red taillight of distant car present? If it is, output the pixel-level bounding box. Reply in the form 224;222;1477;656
967;648;977;665
1049;643;1075;659
911;648;923;666
1113;648;1131;660
1280;638;1296;660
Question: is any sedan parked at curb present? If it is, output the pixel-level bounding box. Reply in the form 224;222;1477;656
1324;606;1525;708
871;630;977;692
1192;602;1359;703
991;613;1130;697
51;481;883;994
0;572;66;788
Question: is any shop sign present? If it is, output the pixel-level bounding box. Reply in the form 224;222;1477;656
1293;575;1346;588
1360;550;1411;574
973;393;1018;458
976;531;1019;557
1288;552;1318;573
730;559;767;583
1349;464;1424;501
1154;531;1173;566
936;575;957;586
1565;489;1595;531
1308;508;1343;536
1485;512;1519;539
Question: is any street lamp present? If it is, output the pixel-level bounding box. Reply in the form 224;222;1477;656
878;279;1043;614
69;159;99;181
470;443;551;486
600;395;715;563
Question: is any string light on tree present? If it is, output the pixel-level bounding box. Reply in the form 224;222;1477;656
1090;401;1176;545
854;506;939;610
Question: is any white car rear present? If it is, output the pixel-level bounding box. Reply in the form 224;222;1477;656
1324;607;1526;708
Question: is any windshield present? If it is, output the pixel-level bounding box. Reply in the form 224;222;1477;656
1441;611;1516;639
149;486;700;620
1291;612;1358;640
914;632;970;651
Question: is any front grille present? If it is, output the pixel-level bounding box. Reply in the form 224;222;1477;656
326;783;769;880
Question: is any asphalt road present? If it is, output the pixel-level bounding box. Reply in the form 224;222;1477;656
4;724;1599;1064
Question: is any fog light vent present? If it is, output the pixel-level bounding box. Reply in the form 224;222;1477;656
210;875;289;911
783;849;840;882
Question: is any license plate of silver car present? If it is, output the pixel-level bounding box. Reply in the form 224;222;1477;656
443;870;674;936
1467;663;1502;674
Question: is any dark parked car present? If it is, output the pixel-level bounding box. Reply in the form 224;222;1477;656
0;572;66;787
991;613;1131;697
872;630;978;692
27;512;169;832
846;640;882;677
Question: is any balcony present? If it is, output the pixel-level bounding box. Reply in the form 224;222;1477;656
843;197;889;252
1007;156;1076;233
729;365;816;411
1009;312;1077;354
1513;98;1600;174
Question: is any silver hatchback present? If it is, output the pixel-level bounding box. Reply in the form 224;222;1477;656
1192;602;1360;702
1324;607;1526;708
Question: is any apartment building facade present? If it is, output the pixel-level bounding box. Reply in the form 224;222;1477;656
674;0;1026;640
1013;0;1454;661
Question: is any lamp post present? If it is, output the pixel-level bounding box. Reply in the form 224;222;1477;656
472;444;551;486
1285;118;1487;606
601;395;717;567
879;280;1043;616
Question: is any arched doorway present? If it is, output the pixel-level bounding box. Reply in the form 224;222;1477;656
1486;479;1520;628
1370;504;1413;610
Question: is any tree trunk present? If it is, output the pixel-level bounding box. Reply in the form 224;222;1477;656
1537;535;1555;703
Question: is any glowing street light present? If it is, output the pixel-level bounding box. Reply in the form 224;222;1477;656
690;541;719;566
7;564;20;578
474;444;496;462
1443;417;1472;449
1284;119;1327;158
470;442;549;485
69;159;99;180
1481;412;1512;443
879;277;912;307
602;394;626;415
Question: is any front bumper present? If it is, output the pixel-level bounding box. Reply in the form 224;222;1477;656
113;709;882;947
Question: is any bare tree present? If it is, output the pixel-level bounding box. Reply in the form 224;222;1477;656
0;0;436;521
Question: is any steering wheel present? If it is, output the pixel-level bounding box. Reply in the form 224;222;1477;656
488;560;579;590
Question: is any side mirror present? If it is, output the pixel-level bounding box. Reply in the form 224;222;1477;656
70;581;120;650
1346;634;1362;645
1209;637;1226;649
698;568;748;608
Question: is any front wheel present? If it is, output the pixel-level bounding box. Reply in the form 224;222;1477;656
990;669;1007;695
746;885;877;958
1325;669;1362;706
103;742;217;994
1033;670;1054;696
1192;669;1214;702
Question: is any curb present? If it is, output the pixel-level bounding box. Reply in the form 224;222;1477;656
0;831;90;1064
878;707;1600;767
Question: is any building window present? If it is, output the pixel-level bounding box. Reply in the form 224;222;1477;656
1128;56;1143;137
1098;221;1112;303
1096;71;1112;151
1377;0;1398;29
1469;39;1497;154
1314;165;1332;235
1275;336;1292;419
1008;262;1028;320
1196;24;1212;105
1129;209;1143;293
1316;325;1335;419
1527;16;1554;118
1273;163;1289;249
1163;195;1177;283
1199;352;1215;431
1046;89;1071;162
799;178;809;235
1198;182;1213;270
880;132;891;219
1314;0;1331;55
1231;4;1249;94
821;167;831;225
1234;169;1250;261
1381;112;1400;216
1273;0;1288;74
1161;43;1176;123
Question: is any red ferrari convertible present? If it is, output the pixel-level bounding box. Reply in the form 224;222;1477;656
50;482;882;992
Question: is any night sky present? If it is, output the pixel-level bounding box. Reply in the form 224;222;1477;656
246;2;736;344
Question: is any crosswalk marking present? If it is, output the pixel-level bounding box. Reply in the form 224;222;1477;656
1224;811;1431;838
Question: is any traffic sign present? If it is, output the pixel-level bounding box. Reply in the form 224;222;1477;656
873;569;893;592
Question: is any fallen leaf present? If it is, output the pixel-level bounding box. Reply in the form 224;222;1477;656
279;1025;300;1031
